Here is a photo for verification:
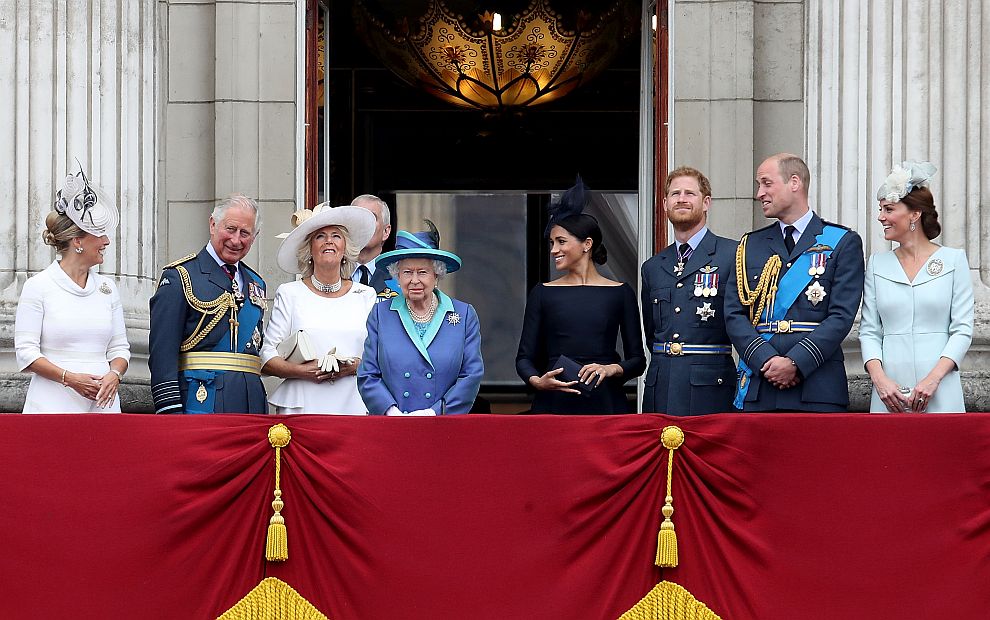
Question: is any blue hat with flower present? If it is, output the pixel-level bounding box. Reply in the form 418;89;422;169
375;220;462;273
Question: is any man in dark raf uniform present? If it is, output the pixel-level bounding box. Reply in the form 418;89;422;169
725;153;864;412
149;194;268;414
641;166;738;415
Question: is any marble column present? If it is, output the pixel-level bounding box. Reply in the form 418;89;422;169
0;0;158;410
806;0;990;409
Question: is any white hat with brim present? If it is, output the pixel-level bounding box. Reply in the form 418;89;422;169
275;204;377;274
374;229;462;274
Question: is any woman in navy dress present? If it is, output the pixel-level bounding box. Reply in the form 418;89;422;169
516;179;645;414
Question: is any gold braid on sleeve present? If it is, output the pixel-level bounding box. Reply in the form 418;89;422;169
734;234;782;326
175;265;240;352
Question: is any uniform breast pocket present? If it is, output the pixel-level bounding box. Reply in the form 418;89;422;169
650;288;671;331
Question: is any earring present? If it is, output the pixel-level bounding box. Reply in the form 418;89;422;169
910;221;917;232
583;249;589;254
74;246;84;254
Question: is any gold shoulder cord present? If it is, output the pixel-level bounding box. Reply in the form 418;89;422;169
164;253;197;269
175;265;239;352
734;234;782;325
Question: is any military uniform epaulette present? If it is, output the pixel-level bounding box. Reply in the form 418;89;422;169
820;219;852;231
163;253;197;269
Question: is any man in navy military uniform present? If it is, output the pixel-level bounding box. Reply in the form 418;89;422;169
350;194;394;296
641;167;738;415
149;194;268;414
725;153;865;412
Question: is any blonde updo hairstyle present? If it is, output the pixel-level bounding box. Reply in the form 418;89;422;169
43;211;86;254
296;225;361;279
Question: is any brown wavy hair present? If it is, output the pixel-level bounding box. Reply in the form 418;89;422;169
901;186;941;240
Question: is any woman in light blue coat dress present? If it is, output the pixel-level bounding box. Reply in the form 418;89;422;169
860;161;973;413
358;222;483;415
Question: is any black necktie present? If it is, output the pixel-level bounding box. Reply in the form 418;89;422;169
784;225;796;254
357;265;371;287
222;263;237;280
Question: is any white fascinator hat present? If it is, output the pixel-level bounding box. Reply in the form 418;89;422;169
53;166;119;237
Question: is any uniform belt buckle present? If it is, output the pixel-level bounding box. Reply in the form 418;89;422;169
669;342;684;356
776;320;791;333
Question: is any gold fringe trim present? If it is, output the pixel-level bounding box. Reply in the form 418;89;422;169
618;581;722;620
217;577;329;620
266;424;291;562
656;426;684;568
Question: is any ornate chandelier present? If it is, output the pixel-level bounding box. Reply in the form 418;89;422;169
352;0;637;112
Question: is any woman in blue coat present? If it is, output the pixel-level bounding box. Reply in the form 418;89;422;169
358;222;483;415
860;161;973;412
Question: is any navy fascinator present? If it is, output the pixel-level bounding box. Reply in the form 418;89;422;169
545;175;589;236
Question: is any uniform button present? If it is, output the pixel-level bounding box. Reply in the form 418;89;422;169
403;391;410;397
426;372;433;379
425;392;432;398
674;307;681;313
404;372;411;378
676;282;683;288
717;378;723;385
786;262;792;268
673;333;680;339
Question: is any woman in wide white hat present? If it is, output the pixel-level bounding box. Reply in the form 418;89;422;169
15;167;130;412
260;203;378;414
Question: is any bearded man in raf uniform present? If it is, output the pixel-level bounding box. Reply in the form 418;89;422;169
641;166;738;415
725;154;864;412
149;195;268;414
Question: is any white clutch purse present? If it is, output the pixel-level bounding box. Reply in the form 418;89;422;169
276;330;318;364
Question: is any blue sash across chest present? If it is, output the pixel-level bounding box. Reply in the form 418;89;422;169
184;271;264;413
733;225;848;408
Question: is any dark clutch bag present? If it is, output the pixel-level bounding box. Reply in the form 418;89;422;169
551;355;593;396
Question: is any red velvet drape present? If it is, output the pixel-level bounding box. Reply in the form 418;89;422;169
1;414;988;619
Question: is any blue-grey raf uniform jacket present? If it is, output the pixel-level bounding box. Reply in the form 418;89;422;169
358;290;483;414
724;213;864;412
641;229;738;415
148;248;268;414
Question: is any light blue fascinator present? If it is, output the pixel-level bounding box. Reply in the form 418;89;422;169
876;160;937;202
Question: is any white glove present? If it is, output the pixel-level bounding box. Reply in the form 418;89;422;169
406;408;437;416
385;405;403;416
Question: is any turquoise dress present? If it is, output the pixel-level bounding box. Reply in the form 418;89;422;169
859;247;973;412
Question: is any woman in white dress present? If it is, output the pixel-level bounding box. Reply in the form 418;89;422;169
860;161;973;413
14;169;130;413
261;204;378;414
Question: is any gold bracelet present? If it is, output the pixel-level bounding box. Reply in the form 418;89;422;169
61;369;67;386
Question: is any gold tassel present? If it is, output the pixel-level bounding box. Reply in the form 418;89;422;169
266;424;292;562
656;425;684;568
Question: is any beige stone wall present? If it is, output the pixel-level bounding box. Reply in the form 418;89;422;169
0;0;158;409
669;0;806;241
158;0;299;293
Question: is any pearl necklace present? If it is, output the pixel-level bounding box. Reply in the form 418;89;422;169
407;295;438;323
311;274;342;294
